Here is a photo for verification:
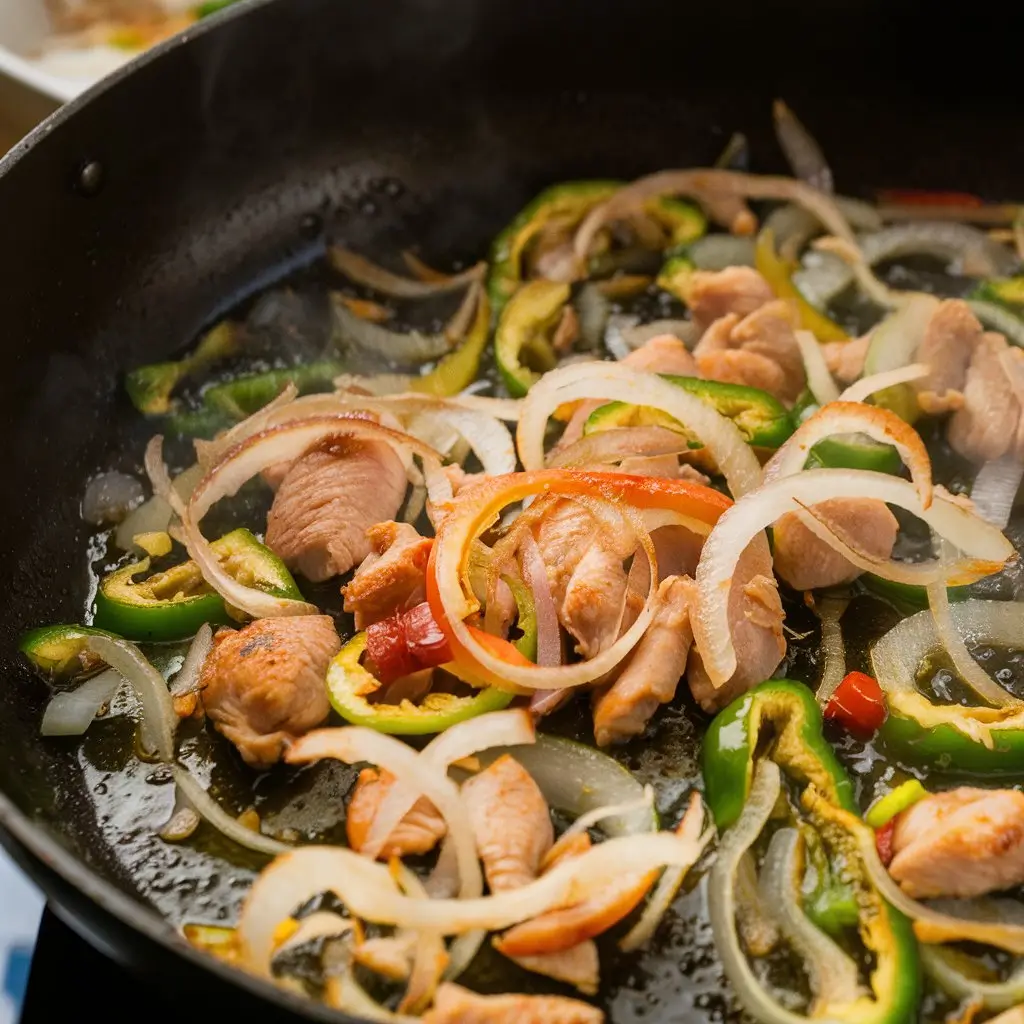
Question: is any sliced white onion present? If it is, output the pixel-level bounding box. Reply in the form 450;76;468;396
518;361;763;497
793;329;839;405
971;456;1024;529
442;930;488;983
773;100;833;194
171;767;289;856
686;234;757;270
857;826;1024;954
619;791;705;952
85;636;176;761
82;471;145;527
921;944;1024;1012
814;597;849;707
169;623;213;704
559;786;655;843
238;830;707;976
183;416;441;618
194;383;299;469
763;401;933;507
286;726;483;900
391;863;448;1014
758;827;865;1010
115;463;203;551
274;911;354;957
363;708;537;860
838;362;930;404
863;293;940;378
144;436;187;518
329;246;484;298
860;222;1018;278
40;668;121;736
707;760;811;1024
519;533;561;668
694;470;1013;687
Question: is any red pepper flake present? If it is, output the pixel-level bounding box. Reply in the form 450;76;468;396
365;602;453;684
824;671;887;738
875;819;896;867
876;188;984;208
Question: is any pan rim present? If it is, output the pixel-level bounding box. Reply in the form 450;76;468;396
0;1;362;1019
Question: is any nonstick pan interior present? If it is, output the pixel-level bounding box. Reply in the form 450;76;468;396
1;0;1023;1018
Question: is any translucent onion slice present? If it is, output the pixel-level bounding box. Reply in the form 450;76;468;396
758;827;866;1010
115;463;203;551
362;708;536;860
772;100;833;195
238;830;707;976
86;635;176;761
172;767;289;857
863;294;940;379
519;533;561;668
694;470;1013;688
813;597;849;707
144;436;187;518
517;362;762;497
328;245;484;298
707;759;812;1024
274;911;353;957
838;363;930;404
573;170;894;307
169;623;213;706
391;863;448;1014
793;329;839;405
857;827;1024;954
286;727;482;899
968;299;1024;348
921;944;1024;1012
183;416;442;619
971;455;1024;530
763;401;933;507
40;668;121;737
556;787;655;844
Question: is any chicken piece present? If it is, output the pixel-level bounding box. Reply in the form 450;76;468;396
422;983;603;1024
682;266;774;331
512;943;600;996
265;436;408;582
342;522;432;629
462;755;554;893
915;299;983;401
889;787;1024;899
948;332;1021;463
559;334;700;448
695;301;805;402
772;498;899;591
616;455;711;485
200;616;339;768
560;544;629;659
822;335;869;386
346;767;446;859
592;575;694;746
688;535;786;712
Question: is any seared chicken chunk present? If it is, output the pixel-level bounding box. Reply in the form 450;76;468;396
682;266;775;331
822;335;869;385
889;787;1024;899
346;766;447;859
772;498;899;591
462;755;553;893
592;575;694;746
265;436;407;582
422;983;603;1024
914;299;983;409
342;521;432;629
948;333;1022;463
200;615;339;768
688;535;785;712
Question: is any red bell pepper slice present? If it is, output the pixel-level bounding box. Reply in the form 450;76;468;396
824;671;887;737
365;602;454;684
875;819;896;867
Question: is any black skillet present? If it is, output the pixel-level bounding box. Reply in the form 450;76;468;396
1;0;1023;1019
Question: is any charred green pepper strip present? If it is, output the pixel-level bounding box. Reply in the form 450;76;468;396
703;680;920;1022
494;280;569;397
860;574;970;615
326;632;513;734
644;198;707;248
487;180;621;316
409;290;491;397
126;321;240;415
19;624;120;682
584;375;794;452
93;528;303;641
202;360;345;419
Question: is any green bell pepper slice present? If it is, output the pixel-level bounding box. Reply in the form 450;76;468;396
584;375;795;452
93;528;303;641
326;632;513;734
703;679;920;1022
202;360;345;419
487;180;621;317
805;435;902;475
645;198;707;248
971;275;1024;313
494;280;569;397
860;574;970;615
126;321;240;415
19;624;120;682
865;779;927;828
409;289;491;397
655;254;695;303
